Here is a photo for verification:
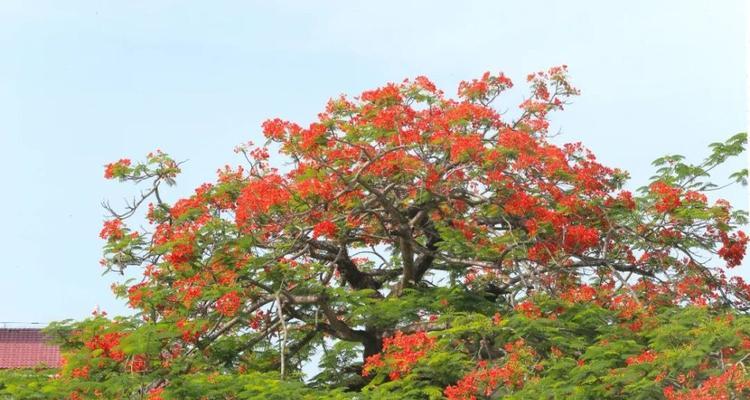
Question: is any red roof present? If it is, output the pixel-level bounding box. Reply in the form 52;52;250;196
0;329;62;369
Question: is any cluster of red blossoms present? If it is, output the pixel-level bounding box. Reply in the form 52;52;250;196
625;349;658;366
103;159;131;179
719;231;748;268
176;319;207;343
215;291;242;317
457;71;513;100
312;220;338;239
562;225;600;254
127;354;148;373
99;219;124;240
663;365;750;399
84;332;125;362
515;301;543;319
235;175;290;227
363;331;436;380
560;284;598;303
444;339;538;399
70;365;89;378
649;181;682;213
146;387;164;400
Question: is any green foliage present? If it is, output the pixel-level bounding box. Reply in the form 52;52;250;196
648;132;747;191
0;369;64;400
166;372;351;400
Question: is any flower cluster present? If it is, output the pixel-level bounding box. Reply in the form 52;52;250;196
650;181;682;213
312;220;338;239
625;349;658;366
84;332;125;361
718;231;748;268
515;301;542;319
663;365;750;399
561;284;598;303
104;159;131;179
458;71;513;101
363;331;435;380
99;219;124;240
444;339;537;399
215;291;242;317
563;225;600;253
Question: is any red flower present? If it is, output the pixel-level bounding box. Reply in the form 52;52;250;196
444;339;534;399
515;301;542;319
71;366;89;378
662;365;749;399
216;291;242;317
527;242;558;263
104;159;131;179
261;118;289;140
561;285;597;303
146;387;164;400
616;190;636;210
450;134;484;162
413;76;438;93
362;331;435;379
312;220;338;239
235;175;290;226
563;225;599;253
718;231;747;268
128;354;148;373
504;192;538;216
99;219;124;240
650;181;682;213
457;71;513;101
361;83;402;104
625;350;657;366
170;193;207;219
127;283;148;308
300;123;327;151
85;332;125;361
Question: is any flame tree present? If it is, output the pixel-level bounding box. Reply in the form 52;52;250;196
6;67;749;400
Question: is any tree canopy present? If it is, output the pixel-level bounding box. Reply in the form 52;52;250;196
2;67;748;400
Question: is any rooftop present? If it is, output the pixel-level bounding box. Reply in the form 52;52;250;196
0;328;62;369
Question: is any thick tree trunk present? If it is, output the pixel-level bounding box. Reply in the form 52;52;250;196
361;329;382;361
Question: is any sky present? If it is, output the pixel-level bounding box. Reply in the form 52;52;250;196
0;0;747;325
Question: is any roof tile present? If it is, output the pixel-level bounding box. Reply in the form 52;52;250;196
0;329;62;369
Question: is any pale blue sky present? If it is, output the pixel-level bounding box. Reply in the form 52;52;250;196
0;1;747;324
